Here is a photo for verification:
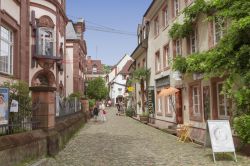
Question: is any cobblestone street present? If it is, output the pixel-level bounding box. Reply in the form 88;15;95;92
45;107;250;166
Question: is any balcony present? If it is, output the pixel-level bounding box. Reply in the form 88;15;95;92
32;42;62;70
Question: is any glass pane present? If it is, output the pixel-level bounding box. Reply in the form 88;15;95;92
195;105;199;113
1;27;9;41
219;95;224;104
1;41;9;56
193;96;197;105
219;106;225;116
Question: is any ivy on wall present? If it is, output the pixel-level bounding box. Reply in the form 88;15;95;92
170;0;250;115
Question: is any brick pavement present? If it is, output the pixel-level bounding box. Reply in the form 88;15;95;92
44;107;250;166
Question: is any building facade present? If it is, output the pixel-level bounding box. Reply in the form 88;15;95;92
131;0;232;143
107;54;133;105
84;56;105;81
130;22;149;115
0;0;89;99
65;19;87;96
0;0;30;84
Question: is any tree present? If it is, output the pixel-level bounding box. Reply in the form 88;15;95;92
132;68;150;113
86;77;108;100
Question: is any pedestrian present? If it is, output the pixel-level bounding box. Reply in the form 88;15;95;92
100;101;106;122
93;103;99;122
116;101;121;116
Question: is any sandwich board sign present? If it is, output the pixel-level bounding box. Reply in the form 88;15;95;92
205;120;237;163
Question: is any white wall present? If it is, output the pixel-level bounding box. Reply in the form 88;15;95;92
1;0;20;24
110;74;127;104
65;43;74;96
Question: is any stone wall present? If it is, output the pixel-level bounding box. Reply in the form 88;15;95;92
0;111;88;166
0;130;47;166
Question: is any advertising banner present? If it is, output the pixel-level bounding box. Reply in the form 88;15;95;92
0;88;9;125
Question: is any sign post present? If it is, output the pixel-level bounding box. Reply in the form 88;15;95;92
205;120;237;163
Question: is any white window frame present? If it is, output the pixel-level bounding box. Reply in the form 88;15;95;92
0;26;13;74
163;7;168;27
154;17;159;36
192;85;200;115
176;39;182;55
163;45;169;68
168;95;175;114
213;17;225;44
157;96;162;113
190;29;197;54
37;27;54;57
174;0;180;17
217;82;230;119
155;52;161;72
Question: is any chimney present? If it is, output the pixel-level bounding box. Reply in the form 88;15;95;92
73;18;85;40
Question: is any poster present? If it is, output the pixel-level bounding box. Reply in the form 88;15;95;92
0;88;9;125
10;100;18;112
207;120;235;153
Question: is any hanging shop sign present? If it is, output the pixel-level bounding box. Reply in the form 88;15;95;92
147;86;155;114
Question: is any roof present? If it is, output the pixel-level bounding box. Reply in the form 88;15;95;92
66;22;78;39
84;59;104;74
119;60;134;75
143;0;156;17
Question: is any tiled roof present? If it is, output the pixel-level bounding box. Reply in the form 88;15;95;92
119;60;134;75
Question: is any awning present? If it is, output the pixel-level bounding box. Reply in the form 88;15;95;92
159;87;179;97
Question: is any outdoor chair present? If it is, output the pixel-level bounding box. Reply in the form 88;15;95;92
177;123;193;143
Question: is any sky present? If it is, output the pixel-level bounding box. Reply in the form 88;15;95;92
66;0;152;66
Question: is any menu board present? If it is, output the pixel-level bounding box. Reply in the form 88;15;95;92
206;120;237;162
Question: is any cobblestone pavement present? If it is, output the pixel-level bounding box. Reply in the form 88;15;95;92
45;107;250;166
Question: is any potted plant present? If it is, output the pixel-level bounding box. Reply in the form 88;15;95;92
139;111;149;123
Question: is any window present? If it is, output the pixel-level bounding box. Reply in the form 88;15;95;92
174;0;180;17
154;17;159;36
155;51;161;72
142;27;146;40
122;75;126;80
164;95;175;116
192;86;200;115
214;17;225;44
163;44;170;68
217;82;231;119
92;64;97;73
190;29;197;54
157;95;162;114
37;27;54;56
168;95;175;114
0;26;13;74
176;39;182;55
142;58;146;68
162;6;168;27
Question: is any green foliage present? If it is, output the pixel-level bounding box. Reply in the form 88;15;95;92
234;115;250;144
172;56;188;73
132;68;150;83
68;91;84;99
171;0;250;115
168;21;193;39
125;106;134;117
88;99;96;108
86;77;108;100
0;80;32;124
103;65;112;74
